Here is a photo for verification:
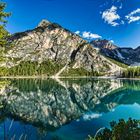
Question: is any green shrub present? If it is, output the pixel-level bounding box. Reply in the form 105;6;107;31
88;118;140;140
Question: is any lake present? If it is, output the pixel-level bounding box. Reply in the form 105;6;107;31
0;78;140;140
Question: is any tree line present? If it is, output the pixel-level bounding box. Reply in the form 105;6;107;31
122;67;140;78
0;61;64;76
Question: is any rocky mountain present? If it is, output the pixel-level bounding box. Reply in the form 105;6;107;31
91;39;140;66
0;20;122;77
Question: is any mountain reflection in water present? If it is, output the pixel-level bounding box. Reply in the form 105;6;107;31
0;78;140;140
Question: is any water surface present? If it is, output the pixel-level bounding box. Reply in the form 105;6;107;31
0;78;140;140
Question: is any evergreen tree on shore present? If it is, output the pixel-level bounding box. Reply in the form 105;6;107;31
0;1;11;47
122;67;140;78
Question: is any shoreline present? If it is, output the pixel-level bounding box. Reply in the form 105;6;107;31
0;76;140;80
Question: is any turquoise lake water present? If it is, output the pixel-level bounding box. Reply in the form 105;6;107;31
0;78;140;140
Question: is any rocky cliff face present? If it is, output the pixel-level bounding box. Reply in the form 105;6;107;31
91;39;117;50
0;20;122;76
91;39;140;66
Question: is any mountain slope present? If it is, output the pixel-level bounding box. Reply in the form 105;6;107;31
0;20;122;77
91;39;140;66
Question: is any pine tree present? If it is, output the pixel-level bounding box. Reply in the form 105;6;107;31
0;1;11;47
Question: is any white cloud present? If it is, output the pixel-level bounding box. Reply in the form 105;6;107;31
126;8;140;23
110;40;114;43
75;31;102;40
127;16;140;23
102;6;120;26
127;8;140;16
82;31;102;39
75;31;80;34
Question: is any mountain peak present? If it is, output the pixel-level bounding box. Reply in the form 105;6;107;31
91;39;117;50
135;46;140;51
38;19;51;27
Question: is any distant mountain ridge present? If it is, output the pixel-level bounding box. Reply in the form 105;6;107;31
91;39;140;66
0;20;122;77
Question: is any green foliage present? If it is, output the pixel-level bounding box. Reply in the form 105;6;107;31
0;60;64;76
0;66;9;76
37;61;63;76
62;68;104;77
0;1;11;23
0;60;106;77
122;67;140;78
106;57;128;68
0;26;9;47
0;1;11;47
0;79;10;88
8;61;38;76
88;118;140;140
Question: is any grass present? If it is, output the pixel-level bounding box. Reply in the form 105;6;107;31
105;56;128;68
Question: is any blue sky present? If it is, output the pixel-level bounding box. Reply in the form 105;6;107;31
4;0;140;48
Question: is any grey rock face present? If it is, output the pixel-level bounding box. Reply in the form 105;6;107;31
91;39;140;66
1;20;121;76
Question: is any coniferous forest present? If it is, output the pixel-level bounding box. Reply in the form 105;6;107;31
122;67;140;78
